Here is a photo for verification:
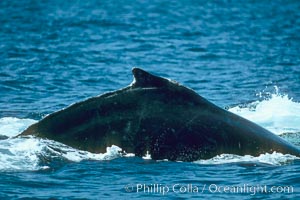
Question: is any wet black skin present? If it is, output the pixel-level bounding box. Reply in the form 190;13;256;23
19;68;300;161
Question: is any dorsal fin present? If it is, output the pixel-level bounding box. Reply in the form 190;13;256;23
131;68;170;88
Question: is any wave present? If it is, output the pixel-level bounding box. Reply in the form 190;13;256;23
0;88;299;171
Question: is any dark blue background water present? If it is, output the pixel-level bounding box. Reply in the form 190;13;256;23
1;0;300;199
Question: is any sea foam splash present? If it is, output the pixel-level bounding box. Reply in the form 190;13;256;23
0;136;123;171
228;87;300;135
0;88;300;170
194;152;298;166
0;117;36;137
196;87;300;166
0;118;123;171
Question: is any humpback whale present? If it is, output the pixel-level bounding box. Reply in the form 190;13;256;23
20;68;300;161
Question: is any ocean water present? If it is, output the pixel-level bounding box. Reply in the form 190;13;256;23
1;0;300;199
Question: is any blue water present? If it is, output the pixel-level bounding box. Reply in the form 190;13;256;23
1;0;300;199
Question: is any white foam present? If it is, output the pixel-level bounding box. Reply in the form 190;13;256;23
0;117;36;137
0;136;45;171
45;141;123;162
194;152;298;166
142;151;152;160
0;137;124;171
123;153;135;157
229;88;300;135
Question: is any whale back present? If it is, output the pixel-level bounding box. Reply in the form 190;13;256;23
19;68;300;161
